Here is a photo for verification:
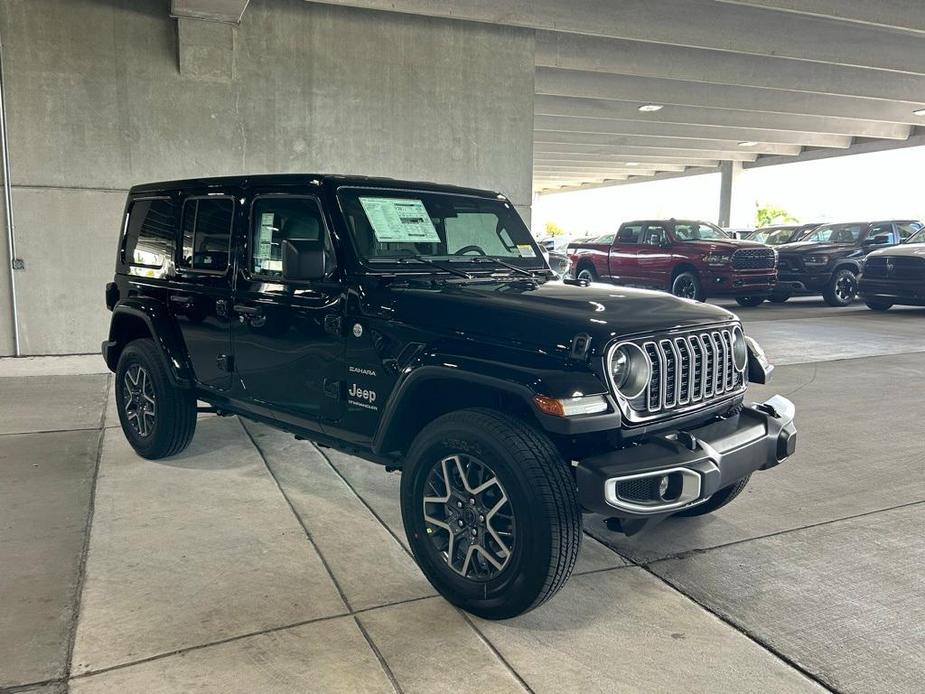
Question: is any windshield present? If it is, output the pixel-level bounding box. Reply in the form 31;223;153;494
672;222;729;242
908;227;925;244
804;223;864;244
751;227;797;245
338;188;543;268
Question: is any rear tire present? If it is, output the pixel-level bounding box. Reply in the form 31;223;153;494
864;298;893;312
674;475;750;517
768;292;791;304
735;296;765;307
823;268;858;307
671;271;704;301
115;338;197;459
400;408;581;619
576;265;597;282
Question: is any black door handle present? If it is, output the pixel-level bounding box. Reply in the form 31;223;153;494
233;304;261;315
171;294;193;304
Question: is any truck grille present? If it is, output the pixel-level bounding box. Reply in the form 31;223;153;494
619;326;746;423
776;254;803;273
732;248;776;270
864;256;925;280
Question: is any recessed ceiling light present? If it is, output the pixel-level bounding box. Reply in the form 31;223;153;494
626;162;640;166
914;108;925;117
738;141;758;147
638;104;664;112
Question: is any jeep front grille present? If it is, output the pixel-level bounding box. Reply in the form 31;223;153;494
732;248;776;270
617;326;746;423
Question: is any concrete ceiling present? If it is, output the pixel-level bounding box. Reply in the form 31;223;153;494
216;1;925;193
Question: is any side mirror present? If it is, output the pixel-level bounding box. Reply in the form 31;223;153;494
282;239;326;282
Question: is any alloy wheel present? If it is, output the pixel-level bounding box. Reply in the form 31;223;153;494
123;364;156;437
835;272;857;302
422;454;515;580
674;277;696;299
577;268;594;281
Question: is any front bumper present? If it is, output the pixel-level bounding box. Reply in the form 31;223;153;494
575;395;796;518
859;276;925;305
777;271;831;293
703;269;776;297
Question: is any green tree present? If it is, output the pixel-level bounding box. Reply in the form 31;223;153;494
756;203;798;227
545;221;565;237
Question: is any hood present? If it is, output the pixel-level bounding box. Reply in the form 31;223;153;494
676;238;768;252
866;242;925;259
387;280;736;352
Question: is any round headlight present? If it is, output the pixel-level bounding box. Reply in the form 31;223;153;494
609;343;650;399
732;326;748;371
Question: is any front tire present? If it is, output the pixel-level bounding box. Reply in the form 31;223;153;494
823;268;858;307
735;296;765;307
674;475;750;517
401;408;581;619
768;292;791;304
671;271;704;301
864;297;893;312
115;338;197;459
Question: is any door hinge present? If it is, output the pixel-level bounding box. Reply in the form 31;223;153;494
216;354;234;372
323;378;342;400
324;314;343;336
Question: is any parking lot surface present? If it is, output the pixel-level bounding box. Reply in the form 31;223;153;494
1;298;923;693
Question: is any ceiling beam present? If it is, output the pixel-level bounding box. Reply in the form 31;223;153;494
714;1;925;34
534;115;852;148
535;166;721;195
537;161;687;172
535;143;758;161
536;68;925;125
535;30;925;103
534;95;913;140
304;0;925;74
534;131;802;156
536;154;718;168
171;0;250;23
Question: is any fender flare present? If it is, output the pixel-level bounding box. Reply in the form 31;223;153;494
105;301;194;387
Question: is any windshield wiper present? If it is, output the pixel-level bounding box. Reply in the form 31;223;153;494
462;256;542;278
393;254;472;279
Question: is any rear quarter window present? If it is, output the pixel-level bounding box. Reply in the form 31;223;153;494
122;197;178;278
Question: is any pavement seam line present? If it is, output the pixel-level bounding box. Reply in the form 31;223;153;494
353;615;405;694
0;426;103;438
238;418;354;612
644;498;925;565
62;372;111;683
638;565;840;693
311;442;536;692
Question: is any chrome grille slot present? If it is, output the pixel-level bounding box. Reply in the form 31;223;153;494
732;248;776;270
616;324;747;423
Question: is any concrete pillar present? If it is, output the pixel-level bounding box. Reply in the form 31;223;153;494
718;160;742;228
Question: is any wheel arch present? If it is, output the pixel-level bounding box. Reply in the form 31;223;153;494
105;302;193;387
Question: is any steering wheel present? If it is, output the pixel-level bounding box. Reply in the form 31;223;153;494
453;245;487;256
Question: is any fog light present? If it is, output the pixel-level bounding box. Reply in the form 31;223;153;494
657;473;684;502
658;475;669;498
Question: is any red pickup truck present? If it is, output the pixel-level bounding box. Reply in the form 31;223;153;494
567;219;778;306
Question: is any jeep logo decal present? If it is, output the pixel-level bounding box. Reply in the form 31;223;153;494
348;383;378;410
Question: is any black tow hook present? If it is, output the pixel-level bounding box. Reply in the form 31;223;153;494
754;402;780;418
676;430;698;451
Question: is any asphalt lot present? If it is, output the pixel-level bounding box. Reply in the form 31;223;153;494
1;296;923;693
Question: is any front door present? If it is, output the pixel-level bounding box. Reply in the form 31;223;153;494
231;192;345;425
635;223;673;289
608;224;644;284
171;192;239;390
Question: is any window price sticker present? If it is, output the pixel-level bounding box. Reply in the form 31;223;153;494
359;197;441;243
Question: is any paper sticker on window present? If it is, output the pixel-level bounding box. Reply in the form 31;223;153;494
255;212;276;269
516;244;536;258
359;197;440;243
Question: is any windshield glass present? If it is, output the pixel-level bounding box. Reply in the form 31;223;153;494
672;222;729;242
751;227;797;245
338;188;542;266
804;223;864;244
908;227;925;244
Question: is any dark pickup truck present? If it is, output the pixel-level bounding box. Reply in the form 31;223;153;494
859;226;925;311
567;219;778;307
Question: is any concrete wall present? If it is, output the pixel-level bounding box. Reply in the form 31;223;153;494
0;0;535;355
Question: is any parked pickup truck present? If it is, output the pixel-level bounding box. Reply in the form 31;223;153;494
567;219;778;307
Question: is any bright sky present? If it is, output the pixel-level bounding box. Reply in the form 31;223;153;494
532;145;925;239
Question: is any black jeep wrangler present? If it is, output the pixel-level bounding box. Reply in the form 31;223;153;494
103;174;796;619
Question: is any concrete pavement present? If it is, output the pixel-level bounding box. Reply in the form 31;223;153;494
1;304;923;692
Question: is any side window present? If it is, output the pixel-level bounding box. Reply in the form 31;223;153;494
897;222;922;240
179;198;234;272
615;225;642;244
868;223;895;244
642;225;668;246
123;198;177;279
250;196;334;280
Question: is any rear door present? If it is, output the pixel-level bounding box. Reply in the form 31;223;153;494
230;189;345;426
608;224;644;283
635;222;673;289
171;191;239;391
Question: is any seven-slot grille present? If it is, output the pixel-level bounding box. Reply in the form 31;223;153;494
732;248;776;270
863;255;925;280
621;327;745;421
